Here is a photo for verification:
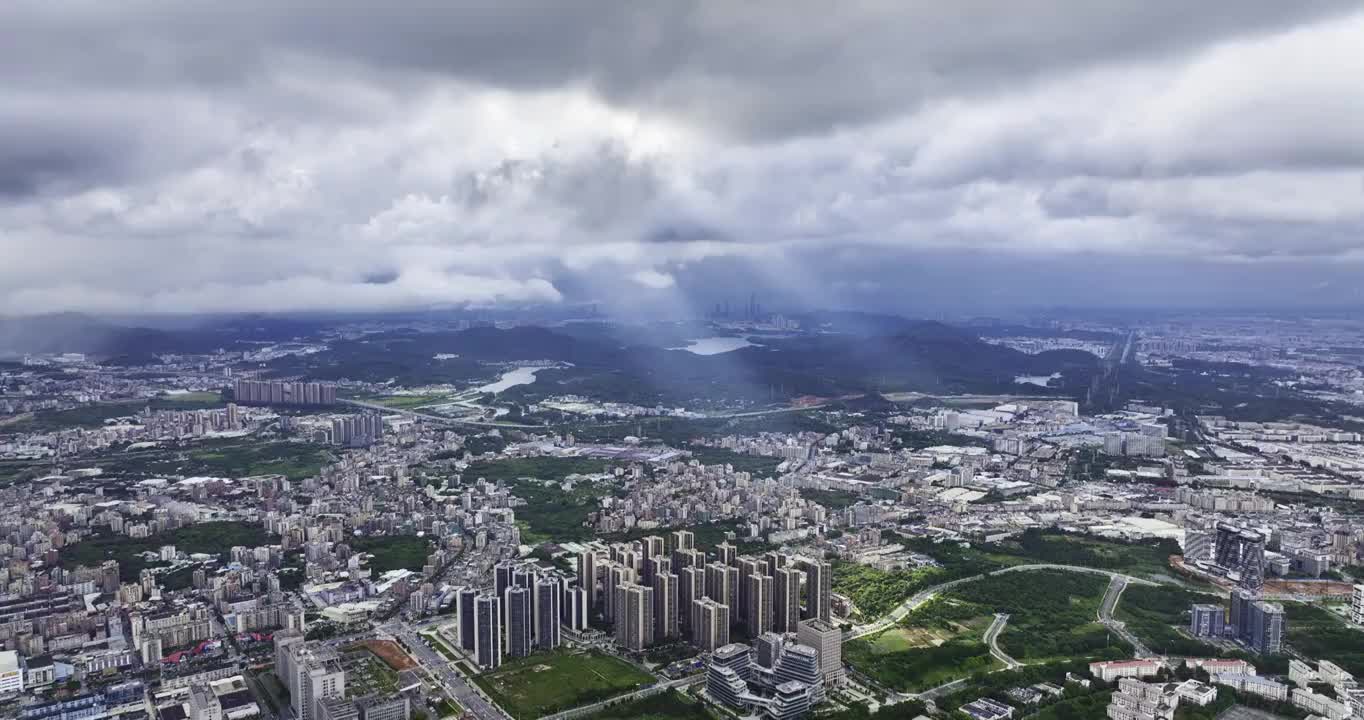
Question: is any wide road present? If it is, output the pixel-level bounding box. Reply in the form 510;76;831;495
341;398;543;429
538;675;705;720
1098;575;1153;657
382;623;509;720
846;563;1158;641
983;614;1021;670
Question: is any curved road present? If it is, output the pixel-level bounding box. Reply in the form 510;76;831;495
983;614;1021;669
846;563;1158;641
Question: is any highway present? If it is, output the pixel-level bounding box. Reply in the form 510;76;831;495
381;622;510;720
1097;575;1153;657
983;614;1021;669
538;675;706;720
846;563;1158;641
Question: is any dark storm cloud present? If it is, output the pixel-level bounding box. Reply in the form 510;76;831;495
2;1;1364;314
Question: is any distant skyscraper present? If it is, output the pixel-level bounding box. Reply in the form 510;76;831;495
614;583;655;652
737;558;762;629
716;542;737;566
563;586;588;631
774;566;803;633
693;597;731;652
474;594;502;669
457;587;477;651
642;535;665;559
534;579;561;650
706;562;736;610
679;566;704;636
748;573;773;636
577;550;599;618
801;559;832;623
670;530;695;553
653;572;679;642
505;586;532;658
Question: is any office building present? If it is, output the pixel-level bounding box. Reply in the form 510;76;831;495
1189;604;1225;638
775;644;824;703
1351;585;1364;626
769;681;814;720
1247;601;1284;655
615;583;655;652
577;550;600;618
754;633;783;669
457;587;477;651
276;641;346;720
505;587;532;659
774;567;802;633
317;698;360;720
356;695;410;720
797;619;845;686
534;579;561;650
475;594;502;670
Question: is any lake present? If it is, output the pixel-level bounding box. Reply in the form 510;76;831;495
476;366;543;394
671;336;758;355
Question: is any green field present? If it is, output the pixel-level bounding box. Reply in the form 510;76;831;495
5;402;142;432
350;534;434;574
583;690;719;720
684;447;782;476
184;441;332;480
799;488;862;509
1114;584;1223;656
60;521;277;581
464;457;615;542
474;650;655;719
949;570;1128;662
846;570;1128;693
357;393;457;409
833;562;943;619
148;391;227;410
1286;603;1364;676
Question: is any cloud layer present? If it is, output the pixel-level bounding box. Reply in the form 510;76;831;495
3;1;1364;315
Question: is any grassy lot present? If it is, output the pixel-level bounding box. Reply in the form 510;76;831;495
1285;602;1364;676
357;393;457;409
59;520;277;581
463;457;616;542
184;441;332;480
1114;584;1223;656
799;488;862;509
350;534;433;574
582;690;719;720
432;697;465;719
474;649;654;720
684;447;781;476
6;402;142;432
948;570;1129;662
148;391;226;410
344;656;400;696
846;596;1000;692
833;562;943;620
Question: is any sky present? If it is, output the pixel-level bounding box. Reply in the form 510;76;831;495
4;1;1364;318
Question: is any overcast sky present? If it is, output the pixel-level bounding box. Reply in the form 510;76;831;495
4;1;1364;317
